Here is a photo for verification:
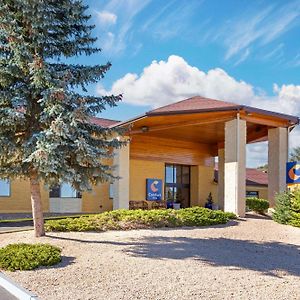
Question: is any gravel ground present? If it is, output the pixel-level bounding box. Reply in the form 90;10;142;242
0;213;299;300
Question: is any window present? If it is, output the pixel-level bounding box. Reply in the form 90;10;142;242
49;183;81;198
165;164;190;208
0;180;10;196
109;183;114;199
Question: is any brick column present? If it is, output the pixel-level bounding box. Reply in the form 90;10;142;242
224;118;246;217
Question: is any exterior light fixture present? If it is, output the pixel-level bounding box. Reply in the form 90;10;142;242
141;126;149;132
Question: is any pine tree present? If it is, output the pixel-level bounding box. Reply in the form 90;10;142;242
0;0;125;237
290;146;300;162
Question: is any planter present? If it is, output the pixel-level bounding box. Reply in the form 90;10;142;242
173;203;181;210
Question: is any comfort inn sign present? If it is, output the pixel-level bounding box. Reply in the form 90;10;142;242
146;179;162;201
286;161;300;184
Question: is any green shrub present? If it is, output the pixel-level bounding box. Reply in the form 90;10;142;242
289;188;300;227
0;243;61;271
273;191;292;224
246;197;269;214
45;207;236;232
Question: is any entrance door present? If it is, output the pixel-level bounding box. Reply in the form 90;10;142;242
165;164;190;208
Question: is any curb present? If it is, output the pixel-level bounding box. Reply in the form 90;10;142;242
0;272;39;300
0;228;33;234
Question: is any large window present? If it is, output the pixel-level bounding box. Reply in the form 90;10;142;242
49;183;81;198
0;180;10;196
165;164;190;208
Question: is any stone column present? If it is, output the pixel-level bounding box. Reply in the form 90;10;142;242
268;127;288;207
224;118;246;217
218;148;225;210
113;141;130;210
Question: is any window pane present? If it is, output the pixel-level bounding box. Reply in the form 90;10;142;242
165;186;174;201
182;166;190;184
60;183;77;198
165;165;174;183
175;165;181;184
0;180;10;196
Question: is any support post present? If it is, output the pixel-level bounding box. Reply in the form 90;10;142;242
268;127;288;207
218;148;225;210
113;141;130;210
224;118;246;217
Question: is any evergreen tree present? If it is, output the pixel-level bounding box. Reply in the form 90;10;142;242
290;146;300;162
0;0;125;236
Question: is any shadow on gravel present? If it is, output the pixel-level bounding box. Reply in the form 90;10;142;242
124;236;300;277
41;255;75;270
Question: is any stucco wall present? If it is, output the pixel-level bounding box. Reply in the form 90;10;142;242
82;182;112;213
0;179;112;213
129;159;165;201
0;179;49;213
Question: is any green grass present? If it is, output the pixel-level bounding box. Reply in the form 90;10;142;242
0;243;61;271
45;207;236;232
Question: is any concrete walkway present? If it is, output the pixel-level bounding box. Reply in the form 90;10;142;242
0;286;18;300
0;221;33;234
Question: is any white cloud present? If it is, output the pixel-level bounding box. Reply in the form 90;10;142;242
97;55;300;167
96;0;152;55
97;55;255;108
96;11;117;26
218;1;300;63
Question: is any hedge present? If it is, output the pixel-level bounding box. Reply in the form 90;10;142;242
246;197;269;214
0;243;61;271
45;207;236;232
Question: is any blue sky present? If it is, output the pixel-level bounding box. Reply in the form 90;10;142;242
79;0;300;166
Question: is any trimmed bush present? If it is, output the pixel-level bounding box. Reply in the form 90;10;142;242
0;243;61;271
45;207;236;232
289;189;300;227
246;197;269;214
273;191;292;224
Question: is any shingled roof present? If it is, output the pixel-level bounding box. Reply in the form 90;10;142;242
214;166;268;187
147;96;240;115
90;117;120;127
145;96;299;123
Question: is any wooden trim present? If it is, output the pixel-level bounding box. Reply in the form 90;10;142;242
240;114;289;128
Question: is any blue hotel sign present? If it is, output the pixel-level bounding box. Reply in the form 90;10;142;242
146;179;162;201
286;162;300;184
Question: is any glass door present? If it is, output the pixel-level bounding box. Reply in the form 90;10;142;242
165;164;190;208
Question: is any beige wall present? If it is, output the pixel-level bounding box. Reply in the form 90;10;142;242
190;165;217;207
130;159;165;201
0;162;268;213
82;182;112;213
0;179;112;214
0;179;49;213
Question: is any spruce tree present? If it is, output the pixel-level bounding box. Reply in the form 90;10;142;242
290;146;300;162
0;0;124;236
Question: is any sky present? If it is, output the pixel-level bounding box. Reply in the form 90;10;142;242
80;0;300;167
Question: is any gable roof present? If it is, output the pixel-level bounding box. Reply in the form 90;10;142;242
90;117;120;127
114;95;299;128
214;166;268;187
148;96;240;115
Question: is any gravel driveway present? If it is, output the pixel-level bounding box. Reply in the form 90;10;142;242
0;214;299;300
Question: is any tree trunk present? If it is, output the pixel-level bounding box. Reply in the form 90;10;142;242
30;171;45;237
